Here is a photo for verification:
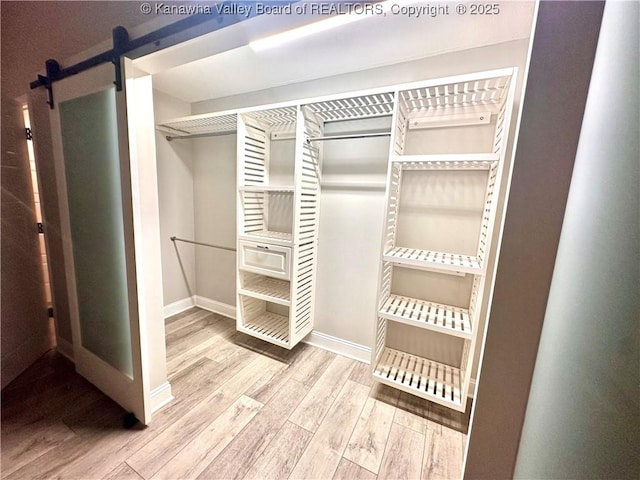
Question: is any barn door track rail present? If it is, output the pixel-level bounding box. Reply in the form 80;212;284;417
29;1;297;109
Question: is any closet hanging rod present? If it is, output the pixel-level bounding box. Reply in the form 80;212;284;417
170;236;236;252
320;181;387;190
322;113;393;124
308;131;391;142
165;130;237;142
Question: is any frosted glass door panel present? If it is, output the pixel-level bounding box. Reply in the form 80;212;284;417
59;88;133;378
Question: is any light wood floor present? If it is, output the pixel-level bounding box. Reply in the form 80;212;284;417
1;308;470;479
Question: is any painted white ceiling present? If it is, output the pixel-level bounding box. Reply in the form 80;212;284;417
145;1;536;104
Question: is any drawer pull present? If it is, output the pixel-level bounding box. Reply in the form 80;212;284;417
257;245;270;250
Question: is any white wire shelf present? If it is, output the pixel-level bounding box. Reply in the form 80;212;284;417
390;153;499;170
379;295;472;339
239;276;291;306
399;75;511;114
305;92;395;122
239;311;290;347
384;247;482;274
373;347;463;410
246;106;298;127
156;113;237;137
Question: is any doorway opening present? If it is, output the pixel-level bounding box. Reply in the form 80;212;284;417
22;104;56;346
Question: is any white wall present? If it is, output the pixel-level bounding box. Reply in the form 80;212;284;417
193;135;237;306
192;40;529;115
463;2;609;477
514;2;639;478
315;119;389;348
1;96;52;388
154;90;196;308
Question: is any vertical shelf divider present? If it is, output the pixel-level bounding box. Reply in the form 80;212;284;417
236;106;322;349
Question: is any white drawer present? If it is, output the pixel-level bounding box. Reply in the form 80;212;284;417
239;240;291;280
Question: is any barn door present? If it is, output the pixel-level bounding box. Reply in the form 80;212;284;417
29;58;158;425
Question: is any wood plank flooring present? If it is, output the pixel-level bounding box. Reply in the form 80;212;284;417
1;308;470;479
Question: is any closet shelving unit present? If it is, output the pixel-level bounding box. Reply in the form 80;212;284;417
373;68;517;411
235;93;397;348
236;105;323;348
234;92;399;348
154;70;516;389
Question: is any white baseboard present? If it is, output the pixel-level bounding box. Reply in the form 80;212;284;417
150;381;174;414
187;299;369;364
56;336;74;362
194;296;236;320
304;331;371;364
163;296;196;319
162;296;477;398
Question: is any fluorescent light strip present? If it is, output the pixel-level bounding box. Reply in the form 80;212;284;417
250;0;415;51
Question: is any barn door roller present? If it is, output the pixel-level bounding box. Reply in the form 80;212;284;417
32;26;131;109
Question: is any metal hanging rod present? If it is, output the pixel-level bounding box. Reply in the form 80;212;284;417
320;181;387;190
165;130;237;142
170;236;236;252
308;131;391;142
169;130;389;143
322;113;393;124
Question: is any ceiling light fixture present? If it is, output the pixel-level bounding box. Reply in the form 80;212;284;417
249;0;415;51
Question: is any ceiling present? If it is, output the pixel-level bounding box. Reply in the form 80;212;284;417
1;1;166;100
145;1;536;105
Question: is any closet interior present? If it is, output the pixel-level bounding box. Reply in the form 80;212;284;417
154;67;516;412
